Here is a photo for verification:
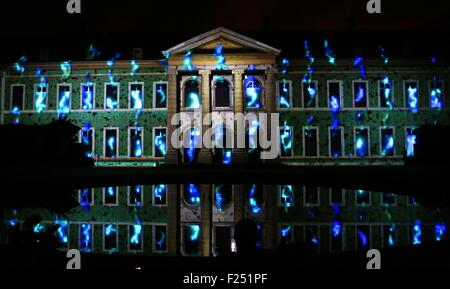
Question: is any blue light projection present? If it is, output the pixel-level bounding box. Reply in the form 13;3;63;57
81;122;93;158
303;82;317;107
130;220;142;246
279;58;290;108
131;127;143;157
353;57;367;79
355;128;368;157
154;129;167;157
57;85;71;118
155;83;167;108
130;84;143;110
35;70;47;113
130;60;140;75
406;83;418;112
214;45;226;70
256;224;263;249
130;185;143;207
406;128;416;157
185;128;200;162
324;39;336;64
183;51;195;71
105;224;117;236
13;56;27;73
80;188;91;208
332;221;342;238
248;185;261;214
330;96;340;112
388;224;396;247
379;46;389;64
357;230;368;248
430;77;442;109
303;40;315;83
33;223;44;233
81;83;94;110
87;44;101;60
280;225;292;239
106;53;120;83
435;223;446;241
244;76;262;108
80;223;92;252
189;224;200;242
280;124;293;156
215;185;225;211
280;185;294;208
60;61;71;80
381;76;393;109
155;226;167;251
8;210;17;227
185;184;201;206
105;83;119;109
154;184;167;204
55;218;68;244
222;149;232;165
107;135;116;157
412;220;422;245
381;129;394;156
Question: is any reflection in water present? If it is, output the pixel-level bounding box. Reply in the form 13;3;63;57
2;184;449;257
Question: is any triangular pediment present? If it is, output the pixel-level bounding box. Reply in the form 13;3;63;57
163;27;281;56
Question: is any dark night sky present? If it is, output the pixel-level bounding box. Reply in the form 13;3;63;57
0;0;449;62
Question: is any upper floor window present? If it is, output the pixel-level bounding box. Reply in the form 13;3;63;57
353;81;368;108
302;80;318;108
57;83;71;117
404;80;419;112
129;82;144;110
153;81;168;109
10;84;25;112
277;80;292;109
182;78;201;109
153;127;167;157
81;83;95;110
212;77;232;109
329;127;344;157
327;81;342;111
354;127;369;157
379;77;393;108
104;128;119;158
244;76;263;109
80;127;94;158
105;83;119;109
430;79;443;109
34;83;48;113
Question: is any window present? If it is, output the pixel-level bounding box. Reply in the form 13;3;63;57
214;184;232;211
80;127;94;158
213;77;232;109
302;80;318;108
183;79;200;109
55;219;69;248
280;225;292;244
303;127;318;157
10;84;25;111
129;223;143;252
247;184;264;214
182;224;200;256
280;126;293;157
183;127;201;163
57;84;71;116
383;224;396;248
129;82;144;109
103;186;118;206
305;225;320;251
104;128;119;158
184;184;201;207
34;83;48;112
104;83;119;109
356;225;370;251
304;186;319;206
153;81;168;109
410;221;422;245
79;188;94;206
354;127;370;157
280;185;294;208
329;127;344;157
213;225;232;256
328;81;342;111
129;127;143;157
81;83;95;110
153;184;167;206
329;188;345;206
244;76;263;109
404;80;419;112
430;79;443;109
277;80;292;108
330;221;343;252
380;127;395;156
353;81;368;108
408;196;418;206
382;192;396;205
153;127;167;157
103;224;118;252
154;225;167;252
406;128;417;157
128;185;143;207
379;77;393;108
80;223;93;252
355;189;370;206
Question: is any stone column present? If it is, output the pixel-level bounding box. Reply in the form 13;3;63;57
198;70;213;164
165;67;180;164
167;184;180;256
200;184;212;256
232;69;248;163
264;67;281;163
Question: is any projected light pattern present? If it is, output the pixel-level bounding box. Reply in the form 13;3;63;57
412;220;422;245
105;83;119;109
281;225;291;238
81;83;94;110
105;224;117;236
406;129;416;157
355;87;366;104
130;60;139;75
388;224;396;246
14;56;27;73
130;84;143;110
332;221;342;238
80;223;92;252
381;76;393;109
87;44;101;60
407;86;418;112
106;53;120;83
155;83;167;107
107;186;115;197
244;76;262;108
353;57;367;79
280;125;293;156
60;61;71;79
379;46;389;64
382;132;394;156
280;185;294;208
155;227;166;251
33;223;44;233
154;184;167;203
80;188;91;207
55;218;68;244
303;40;314;83
304;82;317;107
155;130;167;156
57;86;71;118
430;78;442;109
130;221;142;245
279;58;290;108
249;185;261;214
434;223;446;241
330;96;340;112
131;127;143;157
189;224;200;241
215;185;225;211
81;122;93;157
356;137;366;157
183;51;194;71
187;91;200;109
35;82;47;113
185;128;200;162
185;184;201;206
324;39;336;64
357;230;368;248
131;185;143;207
222;149;232;165
214;45;226;70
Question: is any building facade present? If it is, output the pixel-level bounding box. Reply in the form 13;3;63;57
1;28;449;257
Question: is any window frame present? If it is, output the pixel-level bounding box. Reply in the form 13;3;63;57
276;79;293;109
128;81;145;110
403;79;419;110
327;80;343;110
128;126;144;158
302;126;319;157
102;223;119;252
377;79;395;109
102;186;119;207
10;84;26;111
352;80;369;108
152;126;167;157
301;80;319;108
328;126;344;157
80;82;96;110
104;82;120;110
152;81;168;109
103;127;119;158
211;76;234;110
379;126;396;157
353;126;371;157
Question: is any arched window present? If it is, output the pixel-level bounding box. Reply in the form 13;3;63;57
213;78;231;108
183;79;201;109
244;76;263;109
